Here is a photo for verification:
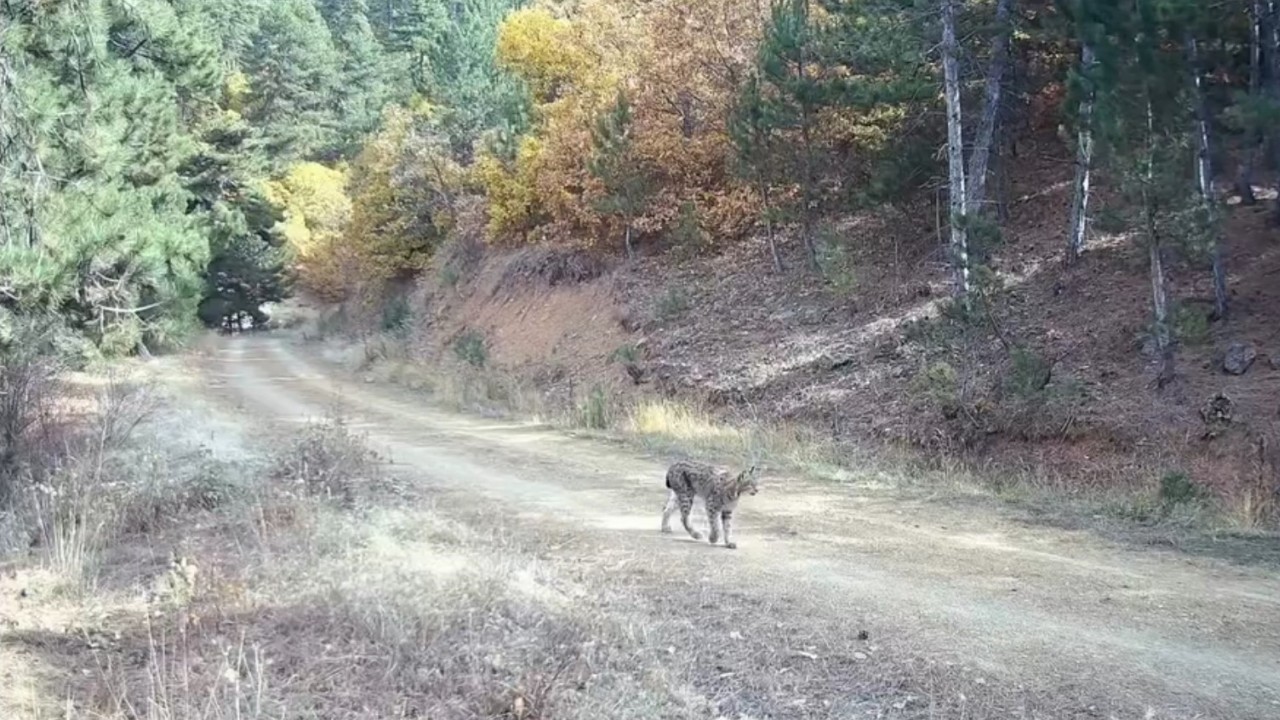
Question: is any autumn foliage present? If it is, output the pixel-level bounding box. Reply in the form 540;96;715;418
478;0;768;246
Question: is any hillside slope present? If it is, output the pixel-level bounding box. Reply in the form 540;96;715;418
349;135;1279;520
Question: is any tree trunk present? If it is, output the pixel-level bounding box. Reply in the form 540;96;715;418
1269;1;1280;224
624;222;634;260
1186;34;1229;320
941;0;970;298
1237;0;1263;205
1141;98;1175;387
795;0;819;271
965;0;1015;218
1149;237;1174;388
762;182;783;273
1067;41;1096;264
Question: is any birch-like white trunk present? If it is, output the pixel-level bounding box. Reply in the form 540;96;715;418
965;0;1014;218
1270;1;1280;224
795;0;818;271
1141;98;1174;386
1237;0;1263;205
941;0;970;298
1067;42;1096;264
1186;35;1229;319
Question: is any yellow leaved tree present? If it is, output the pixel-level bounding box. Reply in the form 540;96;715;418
479;0;768;249
480;0;630;243
265;162;353;301
347;106;463;285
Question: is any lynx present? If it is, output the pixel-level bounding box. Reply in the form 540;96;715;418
661;460;759;549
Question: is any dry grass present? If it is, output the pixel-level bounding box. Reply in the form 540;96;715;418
3;355;1234;720
0;373;707;720
341;336;1280;550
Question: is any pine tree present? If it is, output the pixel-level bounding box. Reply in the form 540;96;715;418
0;0;223;352
1090;0;1197;386
327;0;403;156
759;0;823;271
240;0;345;164
729;73;785;273
588;91;652;260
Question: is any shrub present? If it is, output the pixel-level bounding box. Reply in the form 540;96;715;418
579;385;610;430
910;361;962;418
815;225;858;295
668;201;707;260
270;416;382;506
1003;347;1052;400
454;330;488;368
609;343;640;365
381;296;412;337
1172;302;1211;346
1158;471;1202;512
653;288;690;322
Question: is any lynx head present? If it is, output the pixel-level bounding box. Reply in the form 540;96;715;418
735;465;760;496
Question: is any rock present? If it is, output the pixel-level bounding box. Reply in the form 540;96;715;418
1223;342;1257;375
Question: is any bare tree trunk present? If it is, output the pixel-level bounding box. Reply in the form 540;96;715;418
624;222;634;260
795;0;819;271
1067;41;1096;264
965;0;1015;218
1270;1;1280;224
1141;98;1175;387
1186;34;1229;320
941;0;970;298
1237;0;1264;205
762;182;783;273
1149;237;1174;387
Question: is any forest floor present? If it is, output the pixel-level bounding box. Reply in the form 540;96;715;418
5;331;1278;719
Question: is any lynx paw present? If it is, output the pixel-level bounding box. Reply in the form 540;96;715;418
689;531;703;540
725;542;738;550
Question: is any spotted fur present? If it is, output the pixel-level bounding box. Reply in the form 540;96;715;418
661;460;759;549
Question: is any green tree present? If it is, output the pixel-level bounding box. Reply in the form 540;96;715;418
758;0;823;270
589;91;652;260
728;73;786;273
239;0;345;164
0;0;222;354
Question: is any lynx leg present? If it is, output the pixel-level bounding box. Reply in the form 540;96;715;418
721;510;736;549
661;490;677;534
706;506;722;545
678;494;702;540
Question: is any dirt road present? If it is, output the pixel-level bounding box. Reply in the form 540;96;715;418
199;334;1280;719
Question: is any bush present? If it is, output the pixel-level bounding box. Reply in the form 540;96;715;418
1158;471;1202;512
1003;347;1052;400
910;361;963;420
1172;302;1211;346
609;343;640;365
668;201;707;260
578;385;610;429
270;416;382;506
653;288;690;322
381;296;412;337
454;330;488;368
816;225;858;295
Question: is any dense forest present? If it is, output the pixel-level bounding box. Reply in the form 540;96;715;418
1;0;1276;376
